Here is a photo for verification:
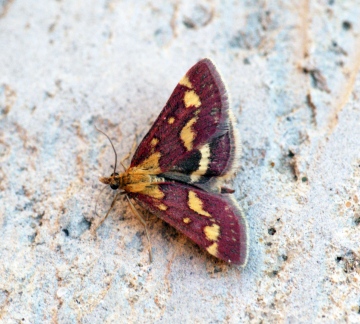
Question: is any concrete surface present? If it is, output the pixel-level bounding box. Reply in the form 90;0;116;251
1;0;360;323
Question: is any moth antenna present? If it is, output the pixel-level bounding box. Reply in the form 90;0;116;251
95;126;118;175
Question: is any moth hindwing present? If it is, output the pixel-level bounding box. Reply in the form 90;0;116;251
100;58;249;266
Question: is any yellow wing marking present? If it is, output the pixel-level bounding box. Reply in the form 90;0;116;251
204;224;220;241
184;90;201;108
179;75;193;89
150;138;159;147
157;203;168;211
190;144;211;182
187;190;211;217
142;185;164;199
134;152;161;173
125;182;164;199
206;243;218;257
180;117;197;151
183;217;191;224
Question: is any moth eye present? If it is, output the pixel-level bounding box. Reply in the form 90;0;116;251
111;172;119;176
110;183;119;190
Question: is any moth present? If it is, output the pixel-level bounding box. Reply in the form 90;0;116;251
99;58;248;266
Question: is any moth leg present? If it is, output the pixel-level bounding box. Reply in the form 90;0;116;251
91;191;121;234
94;185;109;218
125;195;153;263
120;134;138;169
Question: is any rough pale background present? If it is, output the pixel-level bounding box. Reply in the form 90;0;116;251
1;0;360;323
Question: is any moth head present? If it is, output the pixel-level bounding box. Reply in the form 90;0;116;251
99;172;121;190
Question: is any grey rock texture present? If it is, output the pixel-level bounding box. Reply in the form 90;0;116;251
1;0;360;323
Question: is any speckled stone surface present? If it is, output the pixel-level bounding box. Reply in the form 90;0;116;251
1;1;360;323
